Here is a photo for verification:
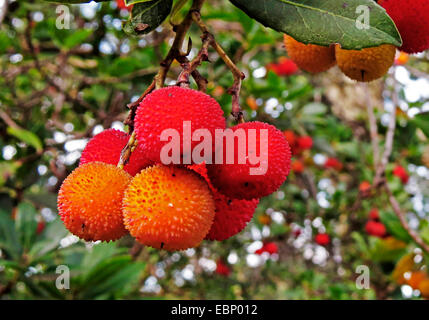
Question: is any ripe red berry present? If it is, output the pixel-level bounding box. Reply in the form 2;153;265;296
255;242;278;255
297;136;313;150
80;129;152;176
189;163;259;241
207;121;291;200
215;259;231;277
365;220;387;238
57;162;131;242
369;208;380;220
266;57;299;76
315;233;330;246
36;221;45;235
379;0;429;54
116;0;132;11
324;157;343;171
291;159;305;173
393;165;409;184
134;87;226;164
359;181;371;193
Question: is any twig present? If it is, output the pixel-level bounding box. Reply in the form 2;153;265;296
191;11;245;123
374;80;398;187
118;0;206;166
362;83;380;167
177;32;211;88
385;184;429;254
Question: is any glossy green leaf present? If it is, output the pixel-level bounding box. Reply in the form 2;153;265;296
123;0;173;36
229;0;402;49
7;126;43;153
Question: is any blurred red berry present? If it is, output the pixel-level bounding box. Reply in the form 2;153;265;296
369;208;380;220
255;242;278;255
36;221;45;235
283;130;296;147
359;181;371;193
393;165;409;184
315;233;330;246
215;260;231;277
293;229;302;238
324;157;343;171
266;57;299;76
291;160;305;173
297;136;313;150
116;0;132;11
365;220;387;238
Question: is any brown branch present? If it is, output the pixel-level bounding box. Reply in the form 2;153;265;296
191;11;245;123
117;0;206;167
362;83;380;168
374;80;398;187
385;184;429;254
177;32;211;88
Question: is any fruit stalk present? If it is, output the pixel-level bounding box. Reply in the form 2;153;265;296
191;11;245;123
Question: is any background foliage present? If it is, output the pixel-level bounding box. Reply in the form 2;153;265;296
1;0;429;299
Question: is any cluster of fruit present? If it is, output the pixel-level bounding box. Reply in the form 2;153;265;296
282;0;429;82
393;254;429;298
57;86;292;251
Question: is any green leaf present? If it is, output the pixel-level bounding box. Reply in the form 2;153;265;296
15;202;38;252
7;126;43;153
0;210;22;259
64;29;92;49
411;112;429;138
42;0;110;3
29;219;69;260
123;0;173;37
379;211;412;243
229;0;402;49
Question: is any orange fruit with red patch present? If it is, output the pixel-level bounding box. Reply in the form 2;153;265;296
57;162;131;242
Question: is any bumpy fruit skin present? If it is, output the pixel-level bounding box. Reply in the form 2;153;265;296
122;165;215;251
189;163;259;241
207;121;291;200
283;35;336;73
57;162;131;241
335;44;396;82
80;129;152;176
379;0;429;54
134;86;226;163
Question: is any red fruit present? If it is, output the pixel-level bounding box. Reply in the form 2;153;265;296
297;136;313;150
369;208;380;220
283;130;296;147
324;157;343;171
365;220;387;238
189;163;259;241
215;260;231;277
255;242;278;255
291;159;305;173
207;121;292;200
80;129;152;176
116;0;132;11
36;221;45;235
266;57;299;76
393;165;409;184
315;233;330;246
293;229;302;238
379;0;429;54
58;162;131;242
359;181;371;193
135;87;226;164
